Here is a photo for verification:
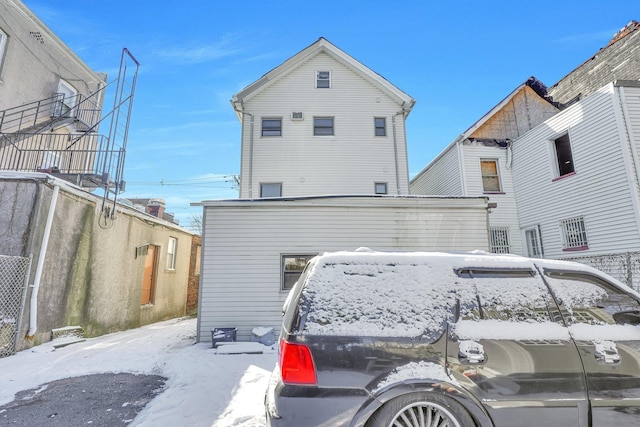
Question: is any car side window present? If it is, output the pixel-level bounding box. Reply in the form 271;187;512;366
543;270;640;326
455;269;561;323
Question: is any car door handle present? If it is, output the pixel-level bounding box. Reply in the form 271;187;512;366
458;340;486;364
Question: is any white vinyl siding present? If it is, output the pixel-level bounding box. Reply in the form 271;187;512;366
512;84;640;258
410;145;463;195
463;144;524;255
197;196;489;342
239;52;409;197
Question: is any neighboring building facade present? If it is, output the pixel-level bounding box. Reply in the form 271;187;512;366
547;20;640;107
231;37;415;198
195;195;490;342
511;81;640;282
0;173;194;354
411;22;640;288
411;78;559;255
196;39;492;343
0;0;108;182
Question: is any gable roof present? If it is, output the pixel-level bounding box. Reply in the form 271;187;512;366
411;77;555;183
230;37;415;118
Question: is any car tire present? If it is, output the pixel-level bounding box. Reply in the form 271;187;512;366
367;392;474;427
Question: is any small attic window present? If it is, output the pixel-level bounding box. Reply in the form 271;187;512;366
316;71;330;88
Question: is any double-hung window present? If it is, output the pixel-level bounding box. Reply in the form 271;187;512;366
316;71;330;88
481;159;501;192
314;117;334;136
560;216;588;250
261;118;282;136
374;118;386;136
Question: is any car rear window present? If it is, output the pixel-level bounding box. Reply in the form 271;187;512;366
299;260;458;339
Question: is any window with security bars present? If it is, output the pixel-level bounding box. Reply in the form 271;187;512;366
560;216;588;250
489;227;511;254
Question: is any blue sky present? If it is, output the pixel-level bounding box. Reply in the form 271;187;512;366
23;0;638;228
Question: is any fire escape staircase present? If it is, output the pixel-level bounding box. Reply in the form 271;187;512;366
0;49;139;213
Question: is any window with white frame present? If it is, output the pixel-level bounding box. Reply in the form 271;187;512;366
313;117;334;136
489;226;511;254
166;237;177;270
481;159;501;192
260;182;282;198
525;226;543;258
261;118;282;136
560;216;588;250
316;71;331;88
374;182;388;194
374;117;386;136
553;133;575;177
0;27;8;75
282;255;315;290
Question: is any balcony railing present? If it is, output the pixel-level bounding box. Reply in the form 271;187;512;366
0;93;101;135
0;132;122;188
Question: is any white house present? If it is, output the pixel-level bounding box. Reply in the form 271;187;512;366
511;81;640;278
194;195;490;342
410;78;559;255
195;38;492;342
230;37;415;198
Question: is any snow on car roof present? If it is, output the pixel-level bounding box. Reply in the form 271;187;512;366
297;250;640;339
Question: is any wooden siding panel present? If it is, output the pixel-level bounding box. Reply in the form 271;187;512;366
239;52;410;197
198;199;489;341
512;86;640;258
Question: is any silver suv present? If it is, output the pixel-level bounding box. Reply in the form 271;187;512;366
266;250;640;426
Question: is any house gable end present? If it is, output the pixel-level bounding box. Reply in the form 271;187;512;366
232;38;414;115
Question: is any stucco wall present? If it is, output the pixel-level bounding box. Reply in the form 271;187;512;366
0;176;192;349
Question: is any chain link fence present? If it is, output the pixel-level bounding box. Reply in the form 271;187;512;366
0;255;31;358
563;251;640;292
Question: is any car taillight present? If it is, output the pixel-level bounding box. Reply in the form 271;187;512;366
279;339;317;385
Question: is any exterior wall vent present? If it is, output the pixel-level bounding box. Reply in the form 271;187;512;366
291;112;304;120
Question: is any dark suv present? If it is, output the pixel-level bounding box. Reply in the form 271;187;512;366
265;250;640;426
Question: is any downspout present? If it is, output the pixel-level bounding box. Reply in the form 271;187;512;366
27;182;59;338
392;104;406;195
232;101;254;198
455;135;467;195
614;85;640;242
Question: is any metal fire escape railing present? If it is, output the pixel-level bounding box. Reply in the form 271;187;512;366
0;48;139;217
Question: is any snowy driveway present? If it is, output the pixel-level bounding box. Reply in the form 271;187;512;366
0;318;277;426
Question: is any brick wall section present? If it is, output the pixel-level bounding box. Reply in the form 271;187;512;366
548;22;640;106
186;235;202;315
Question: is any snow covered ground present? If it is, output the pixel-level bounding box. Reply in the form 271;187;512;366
0;317;277;426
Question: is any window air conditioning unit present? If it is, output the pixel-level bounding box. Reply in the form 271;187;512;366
291;112;304;121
